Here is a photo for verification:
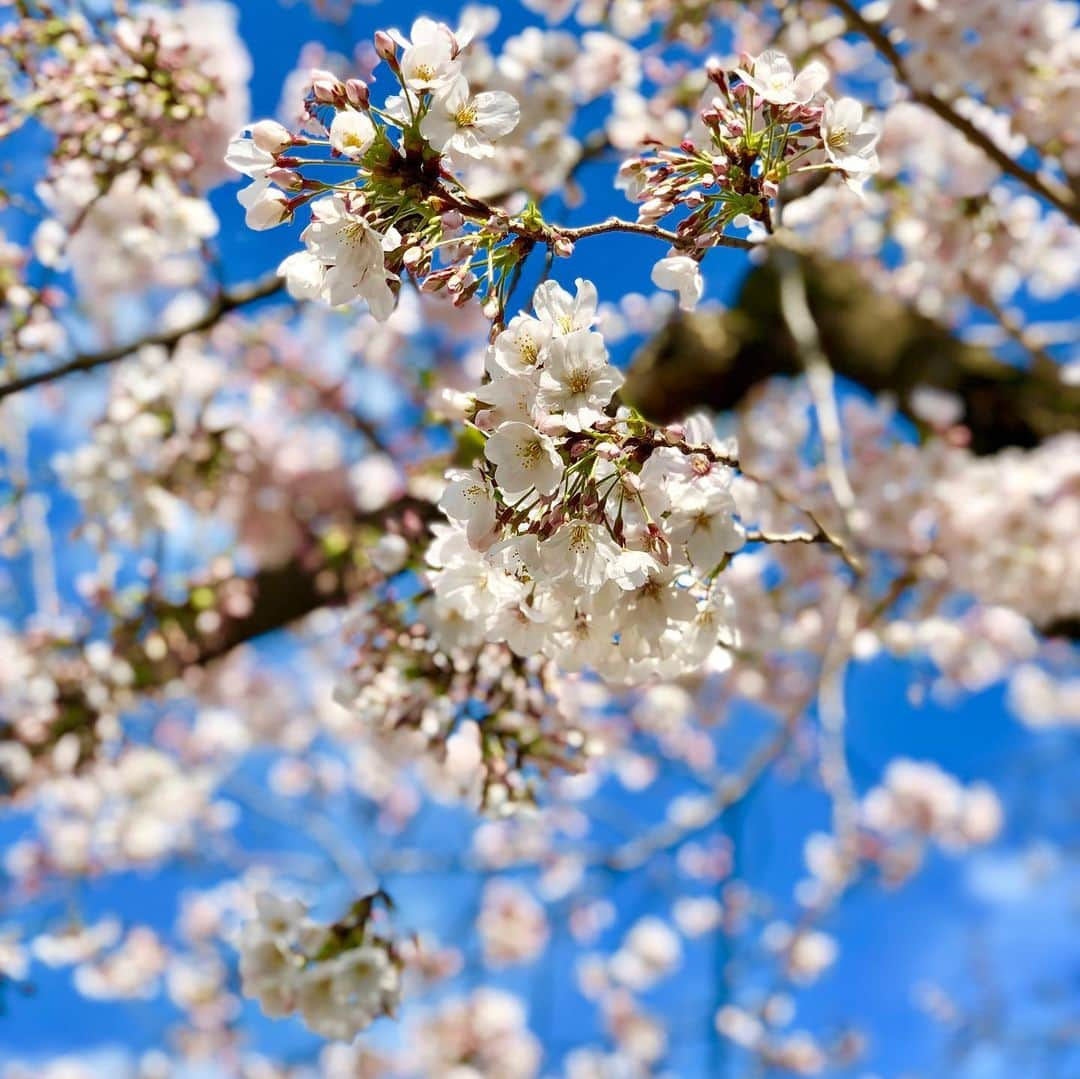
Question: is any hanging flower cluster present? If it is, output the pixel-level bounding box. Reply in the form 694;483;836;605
618;49;881;244
239;891;402;1040
426;277;745;686
332;599;588;813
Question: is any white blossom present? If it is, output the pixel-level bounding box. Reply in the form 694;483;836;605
651;255;704;311
329;110;377;159
736;49;828;106
537;331;624;430
420;76;520;160
484;421;564;496
298;195;401;317
822;97;880;175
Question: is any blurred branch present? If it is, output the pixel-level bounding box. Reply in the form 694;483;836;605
603;705;803;872
624;254;1080;456
817;590;860;859
775;250;863;570
831;0;1080;224
0;272;285;402
23;494;435;781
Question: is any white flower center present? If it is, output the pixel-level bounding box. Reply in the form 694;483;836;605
341;221;371;247
517;336;539;364
567;368;591;395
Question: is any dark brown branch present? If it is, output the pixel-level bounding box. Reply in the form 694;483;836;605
11;495;435;786
118;495;433;688
624;253;1080;456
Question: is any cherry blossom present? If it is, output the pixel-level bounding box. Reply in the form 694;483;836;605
420;76;521;160
1;3;1076;1076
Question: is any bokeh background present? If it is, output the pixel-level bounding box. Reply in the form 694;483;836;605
0;1;1077;1076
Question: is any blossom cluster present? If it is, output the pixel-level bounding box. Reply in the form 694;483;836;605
861;758;1003;852
228;11;648;317
4;3;250;307
332;603;588;813
883;0;1080;173
618;49;880;249
239;891;401;1040
5;743;222;877
228;27;876;324
785;103;1080;320
427;277;744;685
226;14;528;318
0;2;247;189
0;230;65;365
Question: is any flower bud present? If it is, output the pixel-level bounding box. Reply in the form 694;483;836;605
374;31;398;68
370;534;410;575
311;68;342;104
267;167;303;191
344;79;370;109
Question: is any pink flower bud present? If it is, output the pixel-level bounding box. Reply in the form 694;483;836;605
311;68;342;104
344;79;370;109
267;167;303;191
535;413;564;437
373;31;398;67
553;236;575;258
420;269;453;292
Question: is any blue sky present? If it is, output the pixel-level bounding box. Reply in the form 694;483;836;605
1;1;1077;1076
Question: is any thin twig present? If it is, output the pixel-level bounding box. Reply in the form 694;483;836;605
817;589;860;861
0;272;284;402
557;217;754;251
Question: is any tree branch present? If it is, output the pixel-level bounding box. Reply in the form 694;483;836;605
832;0;1080;225
556;217;754;251
0;272;285;402
14;494;435;784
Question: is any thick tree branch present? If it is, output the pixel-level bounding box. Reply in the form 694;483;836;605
117;495;433;688
832;0;1080;225
624;253;1080;456
21;495;435;780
